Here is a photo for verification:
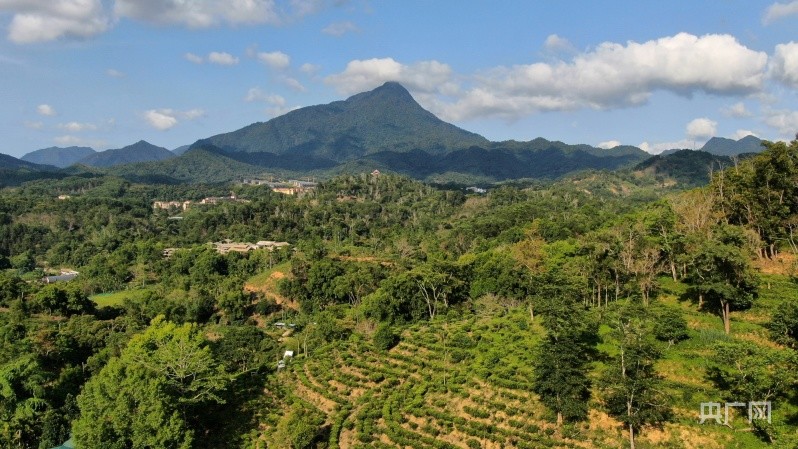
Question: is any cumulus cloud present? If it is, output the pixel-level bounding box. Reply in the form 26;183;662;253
143;108;204;130
763;1;798;24
184;52;204;64
300;62;321;75
114;0;280;27
326;34;767;122
543;34;576;53
322;20;358;36
208;51;239;65
0;0;111;43
449;33;766;120
597;140;621;149
244;87;285;104
325;57;457;95
37;104;56;116
770;41;798;87
54;134;107;147
57;121;98;132
638;139;696;154
764;109;798;136
686;118;717;139
257;51;290;69
731;129;758;140
722;102;752;118
281;76;306;91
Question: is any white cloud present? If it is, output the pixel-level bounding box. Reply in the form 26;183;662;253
722;102;752;118
114;0;280;28
57;121;98;132
638;139;696;154
106;68;125;77
54;135;107;148
543;34;575;53
244;87;285;105
764;109;798;136
257;51;290;69
763;1;798;24
143;108;204;130
281;76;306;91
597;140;621;149
731;129;758;140
686;118;717;139
184;52;204;64
770;41;798;87
300;62;321;75
326;34;767;122
37;104;56;116
325;57;456;95
322;21;358;36
0;0;110;43
208;51;239;65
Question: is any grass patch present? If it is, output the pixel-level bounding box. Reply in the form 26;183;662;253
91;288;151;307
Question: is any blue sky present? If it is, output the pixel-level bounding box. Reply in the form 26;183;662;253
2;1;798;158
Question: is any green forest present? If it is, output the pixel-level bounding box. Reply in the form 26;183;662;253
1;140;798;449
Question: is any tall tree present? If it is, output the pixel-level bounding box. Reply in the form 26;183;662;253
601;305;669;449
73;317;229;448
532;273;597;425
685;224;758;334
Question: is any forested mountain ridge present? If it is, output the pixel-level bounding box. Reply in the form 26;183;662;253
21;146;96;168
184;82;650;181
77;140;176;168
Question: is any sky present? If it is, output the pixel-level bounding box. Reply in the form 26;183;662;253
2;1;798;158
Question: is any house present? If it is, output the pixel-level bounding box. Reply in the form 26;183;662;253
255;240;290;251
371;169;381;176
284;350;294;358
42;270;79;284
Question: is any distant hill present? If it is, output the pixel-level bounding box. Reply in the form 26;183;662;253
0;153;64;187
78;140;175;168
172;145;191;156
106;146;267;183
21;146;96;168
660;135;763;157
700;135;763;156
188;82;649;182
1;152;55;170
634;150;742;187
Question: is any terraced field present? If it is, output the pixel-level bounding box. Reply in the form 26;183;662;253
267;275;798;448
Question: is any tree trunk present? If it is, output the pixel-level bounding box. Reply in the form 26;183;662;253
557;411;563;427
723;301;731;335
670;261;677;281
629;424;636;449
698;293;703;309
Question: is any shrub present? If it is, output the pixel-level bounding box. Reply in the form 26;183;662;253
373;324;400;351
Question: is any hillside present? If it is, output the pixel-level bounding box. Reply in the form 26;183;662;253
633;150;737;187
21;146;96;168
176;83;648;182
194;82;489;160
105;146;269;183
78;140;175;168
700;135;763;156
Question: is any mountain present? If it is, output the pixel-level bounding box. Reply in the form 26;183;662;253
185;82;649;182
0;153;64;187
1;152;54;170
78;140;176;168
700;135;763;156
193;81;490;161
106;146;267;184
634;149;741;187
21;146;96;168
172;145;191;155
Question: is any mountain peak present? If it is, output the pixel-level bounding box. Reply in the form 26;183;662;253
345;81;417;106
